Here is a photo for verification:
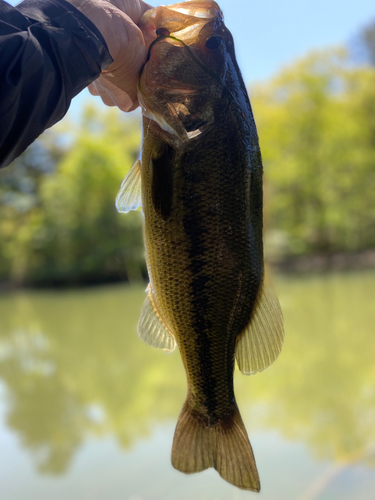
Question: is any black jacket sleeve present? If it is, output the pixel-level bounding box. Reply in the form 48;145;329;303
0;0;113;167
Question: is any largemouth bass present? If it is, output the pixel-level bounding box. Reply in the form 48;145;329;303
117;0;284;491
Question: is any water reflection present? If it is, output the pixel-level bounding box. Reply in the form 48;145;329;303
0;285;185;474
0;272;374;479
235;271;375;469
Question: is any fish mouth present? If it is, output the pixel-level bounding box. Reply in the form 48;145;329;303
137;33;226;142
166;1;223;19
139;1;224;50
140;32;225;89
137;1;236;142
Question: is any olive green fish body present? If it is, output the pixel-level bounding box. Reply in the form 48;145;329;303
116;0;284;491
142;99;263;423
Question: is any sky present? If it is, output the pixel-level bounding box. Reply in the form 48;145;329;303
158;0;375;84
75;0;375;116
7;0;375;115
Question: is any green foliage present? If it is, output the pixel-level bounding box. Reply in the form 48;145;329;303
352;18;375;66
251;48;375;257
1;48;375;285
0;107;146;285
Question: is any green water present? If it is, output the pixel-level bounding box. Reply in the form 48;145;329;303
0;271;374;500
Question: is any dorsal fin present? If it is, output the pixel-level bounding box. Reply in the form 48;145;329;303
236;284;284;375
116;159;142;213
138;285;176;351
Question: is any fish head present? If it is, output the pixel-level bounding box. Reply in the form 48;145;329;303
138;1;240;142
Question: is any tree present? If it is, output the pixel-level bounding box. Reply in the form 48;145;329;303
251;48;375;257
0;106;146;285
351;19;375;66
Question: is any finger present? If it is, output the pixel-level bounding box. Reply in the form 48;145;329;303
102;19;146;103
93;74;136;111
84;4;148;112
107;0;152;24
89;79;117;107
88;82;100;96
140;1;153;18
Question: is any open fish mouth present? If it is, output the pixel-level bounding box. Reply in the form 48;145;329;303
137;2;231;142
139;1;224;50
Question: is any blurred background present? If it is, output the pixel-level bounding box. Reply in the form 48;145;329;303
1;0;375;499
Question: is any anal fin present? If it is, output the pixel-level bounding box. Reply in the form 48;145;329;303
138;286;176;351
236;284;284;375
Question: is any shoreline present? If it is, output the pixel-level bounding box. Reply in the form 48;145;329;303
1;249;375;291
270;249;375;274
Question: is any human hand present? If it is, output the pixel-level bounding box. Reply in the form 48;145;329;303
67;0;152;111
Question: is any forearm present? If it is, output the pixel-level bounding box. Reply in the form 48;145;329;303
0;0;113;168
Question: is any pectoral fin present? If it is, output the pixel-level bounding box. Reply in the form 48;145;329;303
138;286;176;351
116;159;142;213
236;285;284;375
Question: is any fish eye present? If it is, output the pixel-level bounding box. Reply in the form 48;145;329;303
156;27;170;36
205;35;223;50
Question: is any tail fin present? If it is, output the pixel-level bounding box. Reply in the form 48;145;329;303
171;401;260;491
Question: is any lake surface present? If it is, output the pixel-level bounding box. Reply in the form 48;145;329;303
0;271;374;500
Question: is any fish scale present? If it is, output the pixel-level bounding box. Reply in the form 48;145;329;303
143;114;256;418
116;0;284;491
